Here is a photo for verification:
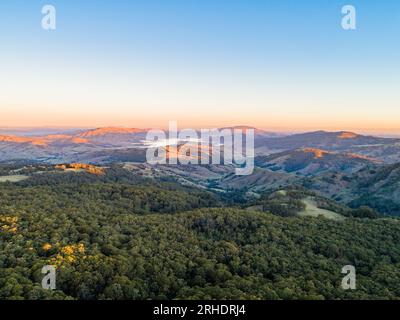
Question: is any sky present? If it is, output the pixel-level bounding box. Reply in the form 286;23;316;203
0;0;399;133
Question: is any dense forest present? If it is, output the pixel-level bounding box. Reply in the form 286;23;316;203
1;167;400;300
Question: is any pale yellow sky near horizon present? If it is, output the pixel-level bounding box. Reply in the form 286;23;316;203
1;114;400;136
1;105;400;135
2;50;399;134
2;63;399;134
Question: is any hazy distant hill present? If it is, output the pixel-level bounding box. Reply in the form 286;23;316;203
219;126;282;138
256;130;398;149
0;127;399;166
0;127;148;163
255;148;379;176
75;127;149;146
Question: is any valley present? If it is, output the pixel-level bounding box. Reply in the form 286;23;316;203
1;127;400;300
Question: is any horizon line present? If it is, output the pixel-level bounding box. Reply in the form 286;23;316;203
1;125;400;137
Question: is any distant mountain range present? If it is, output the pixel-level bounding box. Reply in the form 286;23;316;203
255;130;398;149
0;127;399;164
1;126;400;215
0;127;149;163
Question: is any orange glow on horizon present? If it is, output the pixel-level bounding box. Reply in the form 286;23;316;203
3;101;399;131
1;105;400;135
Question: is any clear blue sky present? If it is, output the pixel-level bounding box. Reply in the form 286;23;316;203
0;0;399;132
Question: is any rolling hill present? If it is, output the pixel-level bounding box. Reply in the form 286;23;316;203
255;148;379;175
256;130;398;150
0;127;399;164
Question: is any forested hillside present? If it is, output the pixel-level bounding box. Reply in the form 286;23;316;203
1;169;400;300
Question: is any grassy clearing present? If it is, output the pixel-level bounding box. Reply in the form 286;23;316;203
298;197;345;221
276;190;287;196
0;175;29;182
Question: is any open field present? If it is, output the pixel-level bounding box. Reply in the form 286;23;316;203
298;197;345;221
0;175;29;182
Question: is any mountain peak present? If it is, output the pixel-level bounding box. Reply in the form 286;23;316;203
338;131;359;139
